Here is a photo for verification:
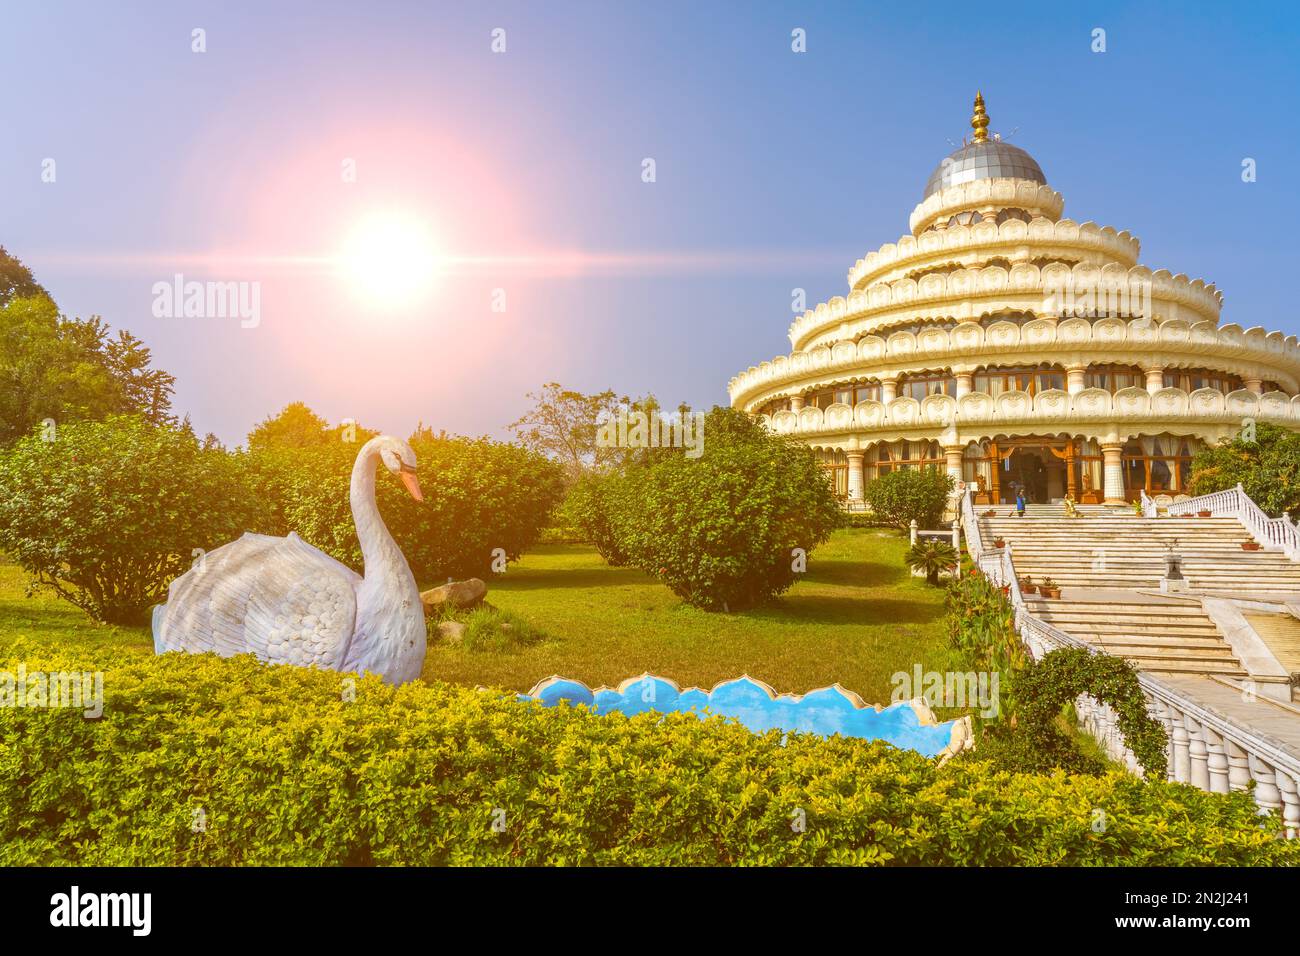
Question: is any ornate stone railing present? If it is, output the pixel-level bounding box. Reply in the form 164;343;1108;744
787;262;1226;351
730;316;1300;408
755;385;1298;448
957;487;1300;835
1140;488;1157;519
1165;483;1300;559
846;213;1139;291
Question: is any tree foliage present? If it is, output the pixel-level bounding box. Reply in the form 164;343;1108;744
251;426;566;584
864;468;954;529
0;249;176;444
0;416;261;624
1188;423;1300;517
608;407;842;611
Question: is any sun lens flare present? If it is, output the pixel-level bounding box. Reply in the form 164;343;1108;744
338;212;441;307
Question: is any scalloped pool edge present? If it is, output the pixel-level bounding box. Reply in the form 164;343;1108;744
519;673;975;763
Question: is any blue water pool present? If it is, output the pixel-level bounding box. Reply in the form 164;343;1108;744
522;673;972;760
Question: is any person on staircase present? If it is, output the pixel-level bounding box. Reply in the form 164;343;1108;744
1015;488;1026;518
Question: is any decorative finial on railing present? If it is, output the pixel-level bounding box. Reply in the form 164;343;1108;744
971;91;990;144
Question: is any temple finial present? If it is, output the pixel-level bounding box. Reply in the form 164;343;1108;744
971;90;990;143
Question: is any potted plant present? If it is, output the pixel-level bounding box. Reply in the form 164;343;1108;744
905;539;960;586
1198;509;1213;518
1242;540;1262;551
1040;576;1061;598
983;509;997;518
1020;575;1036;595
993;536;1006;548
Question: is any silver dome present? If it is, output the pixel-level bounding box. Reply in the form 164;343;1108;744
923;140;1046;200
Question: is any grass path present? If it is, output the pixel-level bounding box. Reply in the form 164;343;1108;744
0;528;952;706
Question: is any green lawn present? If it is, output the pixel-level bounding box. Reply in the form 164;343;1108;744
0;527;952;706
427;527;951;702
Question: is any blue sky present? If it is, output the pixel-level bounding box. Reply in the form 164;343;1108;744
5;1;1299;445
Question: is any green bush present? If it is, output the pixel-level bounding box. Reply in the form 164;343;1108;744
0;416;264;624
1;647;1294;865
1189;422;1300;517
609;408;843;611
558;471;630;565
250;429;565;584
864;468;954;529
905;539;958;586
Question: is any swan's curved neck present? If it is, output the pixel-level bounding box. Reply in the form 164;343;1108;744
350;439;404;579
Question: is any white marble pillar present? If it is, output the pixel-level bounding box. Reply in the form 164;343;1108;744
943;445;964;486
955;371;973;398
1066;365;1087;395
1244;378;1263;395
789;394;805;412
1102;442;1125;505
1145;367;1164;395
881;377;898;403
846;451;864;501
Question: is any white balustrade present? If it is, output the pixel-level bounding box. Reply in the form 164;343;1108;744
1165;482;1300;558
956;486;1300;835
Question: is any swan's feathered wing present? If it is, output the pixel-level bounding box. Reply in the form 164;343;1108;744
154;531;359;668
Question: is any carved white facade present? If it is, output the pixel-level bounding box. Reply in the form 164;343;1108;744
728;96;1300;505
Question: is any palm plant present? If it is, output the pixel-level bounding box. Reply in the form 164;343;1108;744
906;539;959;586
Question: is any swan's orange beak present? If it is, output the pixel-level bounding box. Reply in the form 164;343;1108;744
399;468;424;502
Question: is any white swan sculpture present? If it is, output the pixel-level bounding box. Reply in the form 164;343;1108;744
152;435;428;684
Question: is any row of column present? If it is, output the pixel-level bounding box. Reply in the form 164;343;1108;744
843;441;1127;504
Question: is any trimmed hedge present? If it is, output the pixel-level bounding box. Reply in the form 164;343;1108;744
1;647;1295;866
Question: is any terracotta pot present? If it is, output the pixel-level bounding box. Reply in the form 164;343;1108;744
1242;541;1261;551
1044;587;1061;598
1198;510;1212;518
1022;585;1037;595
993;538;1005;548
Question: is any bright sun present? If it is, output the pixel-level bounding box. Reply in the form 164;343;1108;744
339;212;441;307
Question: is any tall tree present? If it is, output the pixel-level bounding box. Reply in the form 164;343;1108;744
0;246;47;307
0;248;176;442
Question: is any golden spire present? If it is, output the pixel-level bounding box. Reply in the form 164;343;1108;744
971;90;990;143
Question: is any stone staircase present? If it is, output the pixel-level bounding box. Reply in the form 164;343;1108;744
978;508;1300;592
1027;591;1248;678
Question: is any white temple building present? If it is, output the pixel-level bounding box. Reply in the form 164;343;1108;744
729;94;1300;506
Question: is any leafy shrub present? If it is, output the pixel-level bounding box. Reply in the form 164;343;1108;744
609;408;842;611
905;539;958;585
0;416;264;624
944;569;1029;699
1189;422;1300;517
864;468;954;529
1;647;1293;865
557;471;631;565
250;429;565;584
